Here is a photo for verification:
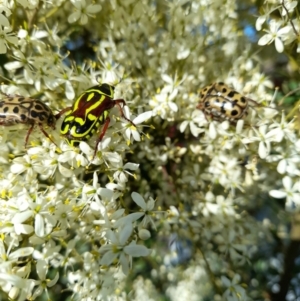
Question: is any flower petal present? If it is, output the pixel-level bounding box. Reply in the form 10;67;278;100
131;192;147;210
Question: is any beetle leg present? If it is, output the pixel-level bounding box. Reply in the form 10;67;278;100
113;99;136;127
93;117;111;159
55;106;72;119
25;124;34;148
38;124;57;146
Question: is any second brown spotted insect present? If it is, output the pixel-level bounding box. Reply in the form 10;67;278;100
0;94;57;146
197;82;258;122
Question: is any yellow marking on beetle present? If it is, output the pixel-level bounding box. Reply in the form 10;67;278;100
64;116;75;123
60;123;70;134
87;114;97;121
74;117;85;125
87;92;96;101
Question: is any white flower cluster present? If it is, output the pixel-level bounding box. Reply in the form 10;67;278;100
257;1;299;53
0;0;299;300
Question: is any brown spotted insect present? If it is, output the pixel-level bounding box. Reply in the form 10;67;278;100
0;94;57;146
197;82;258;122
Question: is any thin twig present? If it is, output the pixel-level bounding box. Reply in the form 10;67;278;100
281;1;299;37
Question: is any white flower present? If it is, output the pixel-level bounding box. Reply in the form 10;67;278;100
124;110;152;142
111;161;139;183
0;274;34;300
0;240;33;267
0;26;18;54
26;144;59;179
99;223;151;274
44;23;62;47
10;155;37;181
30;260;59;299
58;142;89;170
131;192;157;228
179;110;206;137
105;181;127;198
206;155;244;193
258;20;291;53
53;201;77;230
50;64;75;100
268;111;296;143
150;73;186;120
281;1;297;16
268;144;300;176
198;192;235;217
82;171;115;215
150;88;178;119
4;49;34;73
93;208;125;231
68;0;102;25
245;73;274;93
242;125;278;159
270;176;300;211
32;241;61;263
222;274;246;301
115;192;158;230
